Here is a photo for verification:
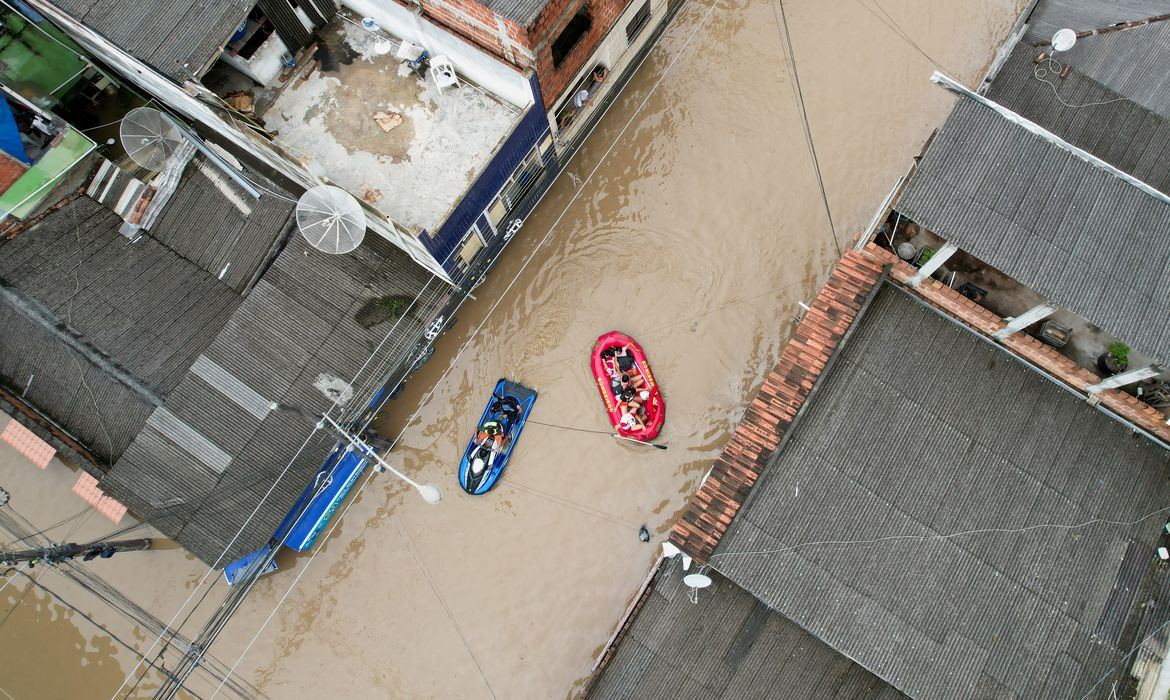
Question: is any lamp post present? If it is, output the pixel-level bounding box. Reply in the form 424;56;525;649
319;415;442;504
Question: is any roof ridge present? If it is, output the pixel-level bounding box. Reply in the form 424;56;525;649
669;250;886;563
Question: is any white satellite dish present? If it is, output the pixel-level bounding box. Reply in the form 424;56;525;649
120;107;184;171
296;185;366;254
683;573;712;589
1052;28;1077;52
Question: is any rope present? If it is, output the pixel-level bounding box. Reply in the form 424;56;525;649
1033;56;1132;109
526;419;612;436
208;3;725;695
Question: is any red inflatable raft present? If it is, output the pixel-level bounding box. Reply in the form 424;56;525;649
591;331;665;441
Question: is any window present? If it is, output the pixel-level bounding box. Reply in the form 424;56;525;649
626;0;651;44
486;146;548;228
551;8;591;67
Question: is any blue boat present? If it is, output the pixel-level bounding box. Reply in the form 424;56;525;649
282;442;369;551
223;544;277;586
458;379;537;495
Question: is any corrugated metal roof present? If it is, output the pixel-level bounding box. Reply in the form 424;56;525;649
478;0;549;29
589;569;904;700
147;159;296;292
99;233;449;565
1024;0;1169;41
987;42;1170;194
712;285;1170;699
50;0;254;80
893;95;1170;362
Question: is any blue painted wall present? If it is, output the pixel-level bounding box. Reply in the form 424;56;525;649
419;73;556;277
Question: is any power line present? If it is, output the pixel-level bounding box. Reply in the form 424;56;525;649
207;3;726;695
768;0;840;256
709;506;1170;561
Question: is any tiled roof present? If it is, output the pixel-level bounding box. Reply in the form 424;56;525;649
588;568;904;700
669;250;887;563
710;282;1170;699
893;95;1170;363
48;0;254;81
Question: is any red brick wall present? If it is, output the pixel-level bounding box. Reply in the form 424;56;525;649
399;0;630;108
0;150;28;196
397;0;535;70
529;0;630;107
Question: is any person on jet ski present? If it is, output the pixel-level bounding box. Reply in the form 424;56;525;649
490;395;522;425
471;420;505;475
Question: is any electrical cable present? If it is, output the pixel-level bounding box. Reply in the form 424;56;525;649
768;0;840;256
0;508;254;697
206;3;726;695
709;505;1170;561
2;507;91;548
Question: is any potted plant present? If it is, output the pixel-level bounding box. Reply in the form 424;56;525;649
1097;342;1130;376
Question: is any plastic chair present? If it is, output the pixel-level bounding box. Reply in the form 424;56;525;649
429;55;459;94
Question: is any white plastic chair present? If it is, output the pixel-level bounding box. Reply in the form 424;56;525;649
429;55;459;94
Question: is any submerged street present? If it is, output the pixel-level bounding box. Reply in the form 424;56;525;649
2;0;1024;697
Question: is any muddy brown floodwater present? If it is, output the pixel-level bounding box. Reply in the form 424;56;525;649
0;0;1025;698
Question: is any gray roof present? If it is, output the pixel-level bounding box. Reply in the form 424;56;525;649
0;197;241;461
590;569;903;700
893;95;1170;362
479;0;548;29
713;285;1170;699
1023;2;1170;123
50;0;253;80
1024;0;1169;42
147;159;297;292
98;232;448;565
986;42;1170;195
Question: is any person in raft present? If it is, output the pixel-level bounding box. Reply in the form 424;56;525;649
618;400;646;432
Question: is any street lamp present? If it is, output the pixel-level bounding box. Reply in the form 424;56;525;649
319;415;442;504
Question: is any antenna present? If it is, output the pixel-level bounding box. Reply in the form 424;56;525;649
296;185;366;254
683;573;712;588
1051;28;1077;52
119;107;184;171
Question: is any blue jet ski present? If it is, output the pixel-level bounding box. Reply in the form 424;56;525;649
459;378;537;495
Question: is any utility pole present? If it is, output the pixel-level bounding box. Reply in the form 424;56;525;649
1;538;152;566
319;414;442;503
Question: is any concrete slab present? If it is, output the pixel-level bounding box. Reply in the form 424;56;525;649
263;20;521;232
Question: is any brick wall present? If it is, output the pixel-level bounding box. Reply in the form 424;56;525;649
528;0;629;107
398;0;630;108
0;150;28;196
396;0;535;69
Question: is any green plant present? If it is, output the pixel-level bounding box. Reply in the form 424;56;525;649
355;294;412;328
1108;342;1130;367
917;247;936;265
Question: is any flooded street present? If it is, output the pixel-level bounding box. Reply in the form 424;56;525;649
1;0;1023;697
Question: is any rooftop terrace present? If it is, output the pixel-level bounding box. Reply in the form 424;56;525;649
262;20;522;233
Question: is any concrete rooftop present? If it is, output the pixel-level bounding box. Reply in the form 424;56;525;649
263;21;521;232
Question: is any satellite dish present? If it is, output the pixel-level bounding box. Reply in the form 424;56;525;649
296;185;366;254
374;40;394;55
120;107;184;171
1052;28;1077;52
683;573;712;589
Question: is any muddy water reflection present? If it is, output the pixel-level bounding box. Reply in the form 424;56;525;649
1;0;1023;697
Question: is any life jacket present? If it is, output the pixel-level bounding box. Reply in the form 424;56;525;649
482;420;502;436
